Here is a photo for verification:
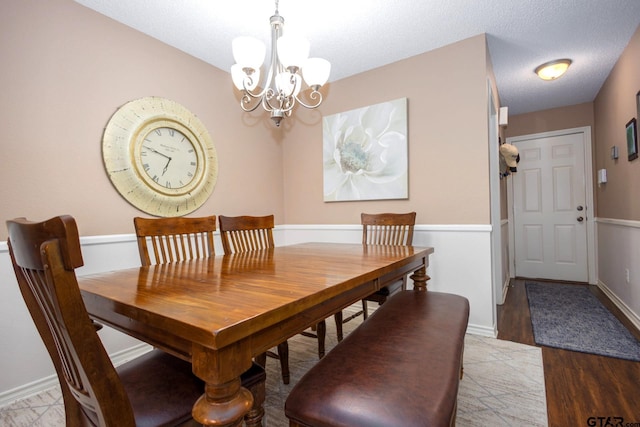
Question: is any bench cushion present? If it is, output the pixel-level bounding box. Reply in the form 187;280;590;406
285;291;470;427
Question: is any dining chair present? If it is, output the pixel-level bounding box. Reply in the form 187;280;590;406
218;214;327;384
6;215;266;427
336;212;417;332
133;215;267;425
133;216;217;265
361;212;416;316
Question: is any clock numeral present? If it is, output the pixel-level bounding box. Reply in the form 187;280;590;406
141;150;147;157
154;129;162;136
190;161;196;166
188;149;194;153
143;163;150;171
166;181;172;188
187;172;194;178
153;175;159;183
168;128;175;137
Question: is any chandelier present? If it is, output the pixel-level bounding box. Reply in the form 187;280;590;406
231;0;331;127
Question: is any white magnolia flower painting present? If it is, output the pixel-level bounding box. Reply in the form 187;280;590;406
323;98;408;202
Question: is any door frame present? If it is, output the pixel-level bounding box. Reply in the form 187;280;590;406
487;83;503;306
506;126;597;284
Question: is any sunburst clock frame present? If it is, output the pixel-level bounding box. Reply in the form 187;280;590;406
102;97;218;217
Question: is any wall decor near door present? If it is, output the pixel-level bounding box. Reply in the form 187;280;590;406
625;117;637;161
322;98;408;202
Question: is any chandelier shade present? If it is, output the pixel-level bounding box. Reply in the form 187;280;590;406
277;35;310;69
230;0;331;127
303;58;331;88
232;36;266;70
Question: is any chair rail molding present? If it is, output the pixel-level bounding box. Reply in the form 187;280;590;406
0;222;495;404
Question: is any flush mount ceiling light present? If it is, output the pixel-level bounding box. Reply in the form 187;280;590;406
231;0;331;127
535;59;572;81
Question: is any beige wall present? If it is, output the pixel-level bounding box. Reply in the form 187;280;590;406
505;102;595;139
0;0;285;241
1;1;493;243
593;25;640;220
282;35;492;225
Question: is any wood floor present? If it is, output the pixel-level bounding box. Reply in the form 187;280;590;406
497;279;640;427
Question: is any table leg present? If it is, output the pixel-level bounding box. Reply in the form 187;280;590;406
192;345;254;426
410;264;431;291
192;378;253;427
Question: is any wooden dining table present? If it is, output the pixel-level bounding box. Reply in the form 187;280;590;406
78;242;434;426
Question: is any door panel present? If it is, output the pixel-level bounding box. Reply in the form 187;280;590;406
523;225;543;261
513;132;588;282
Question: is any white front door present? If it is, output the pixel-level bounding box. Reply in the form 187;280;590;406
510;130;589;282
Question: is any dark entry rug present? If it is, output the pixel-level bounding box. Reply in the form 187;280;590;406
525;281;640;361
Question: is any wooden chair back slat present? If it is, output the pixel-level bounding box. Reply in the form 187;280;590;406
133;216;216;266
362;212;416;246
6;216;136;426
218;215;275;254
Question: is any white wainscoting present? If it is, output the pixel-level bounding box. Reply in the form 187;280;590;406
0;223;496;405
0;234;152;406
280;224;496;337
595;218;640;332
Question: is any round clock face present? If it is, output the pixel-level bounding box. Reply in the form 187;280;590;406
102;97;218;217
138;126;198;190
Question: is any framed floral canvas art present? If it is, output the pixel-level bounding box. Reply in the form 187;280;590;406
322;98;408;202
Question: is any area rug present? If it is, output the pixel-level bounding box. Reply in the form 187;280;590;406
261;305;548;426
525;281;640;361
0;303;549;426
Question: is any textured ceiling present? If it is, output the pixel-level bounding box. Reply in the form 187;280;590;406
74;0;640;115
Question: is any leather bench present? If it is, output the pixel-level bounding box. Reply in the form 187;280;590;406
285;290;470;427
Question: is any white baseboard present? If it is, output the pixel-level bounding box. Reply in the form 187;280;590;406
597;280;640;333
499;276;510;305
0;343;152;408
0;375;59;409
467;323;498;338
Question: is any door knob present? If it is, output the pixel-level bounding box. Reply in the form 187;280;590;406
577;206;584;211
577;216;584;222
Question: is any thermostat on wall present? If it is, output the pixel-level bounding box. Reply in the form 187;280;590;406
597;169;607;184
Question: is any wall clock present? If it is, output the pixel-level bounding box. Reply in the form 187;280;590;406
102;97;218;217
